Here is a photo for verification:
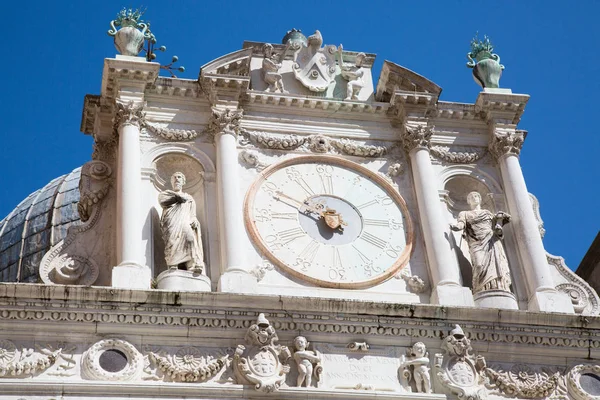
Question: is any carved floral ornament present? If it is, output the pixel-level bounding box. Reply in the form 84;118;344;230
400;124;433;153
489;128;525;159
113;99;146;129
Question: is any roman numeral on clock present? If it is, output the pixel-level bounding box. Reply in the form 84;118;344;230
351;244;372;264
277;227;305;245
298;240;320;262
271;212;297;220
358;231;388;249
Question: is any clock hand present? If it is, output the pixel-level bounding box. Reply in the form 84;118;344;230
273;191;324;217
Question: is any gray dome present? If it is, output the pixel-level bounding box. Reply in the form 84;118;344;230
0;167;82;282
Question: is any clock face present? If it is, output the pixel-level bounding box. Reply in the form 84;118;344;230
244;155;413;289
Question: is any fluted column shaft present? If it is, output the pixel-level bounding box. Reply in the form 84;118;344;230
112;100;150;289
401;125;473;306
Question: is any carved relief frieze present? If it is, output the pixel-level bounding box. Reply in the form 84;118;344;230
39;160;111;286
483;363;567;399
232;313;291;392
239;129;390;158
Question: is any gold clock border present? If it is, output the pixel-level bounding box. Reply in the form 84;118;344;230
243;154;414;289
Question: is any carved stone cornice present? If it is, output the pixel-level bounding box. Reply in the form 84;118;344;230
206;107;243;138
114;100;146;130
400;125;433;153
489;128;525;159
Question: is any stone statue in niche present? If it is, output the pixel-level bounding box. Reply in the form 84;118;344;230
159;172;205;273
262;43;289;94
293;336;322;387
338;45;366;100
399;342;431;393
450;191;511;294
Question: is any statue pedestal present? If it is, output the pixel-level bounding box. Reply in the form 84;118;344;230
156;268;211;292
474;289;519;310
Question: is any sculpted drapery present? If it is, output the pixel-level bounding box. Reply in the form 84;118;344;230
451;191;512;294
159;172;205;272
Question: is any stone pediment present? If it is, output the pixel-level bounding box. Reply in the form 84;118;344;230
198;48;252;93
375;60;442;102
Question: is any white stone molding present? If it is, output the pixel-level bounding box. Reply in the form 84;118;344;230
239;128;389;157
232;313;291;392
430;145;488;164
529;192;546;238
0;340;63;377
399;342;431;393
81;338;142;381
567;364;600;400
40;161;110;286
434;325;487;400
548;253;600;315
483;363;567;398
147;347;228;382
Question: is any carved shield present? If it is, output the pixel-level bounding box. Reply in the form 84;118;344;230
448;359;476;386
248;347;279;377
324;211;343;230
293;45;338;92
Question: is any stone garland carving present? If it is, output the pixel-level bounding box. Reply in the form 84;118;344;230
400;125;433;153
293;336;322;387
147;347;228;382
0;340;67;377
39;160;111;286
399;342;431;393
142;120;201;141
489;129;525;159
232;313;291;392
483;364;567;399
434;325;488;400
430;146;488;164
82;338;142;381
114;99;146;129
239;129;389;158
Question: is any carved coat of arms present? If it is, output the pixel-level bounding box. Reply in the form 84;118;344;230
292;30;338;92
233;313;291;392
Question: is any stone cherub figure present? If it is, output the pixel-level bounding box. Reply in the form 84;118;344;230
293;336;321;388
262;43;290;93
450;191;511;294
337;45;366;100
399;342;431;393
158;172;205;273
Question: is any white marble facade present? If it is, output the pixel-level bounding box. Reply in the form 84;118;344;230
1;28;599;400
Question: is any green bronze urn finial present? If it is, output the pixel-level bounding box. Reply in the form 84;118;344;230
108;7;153;56
467;34;505;89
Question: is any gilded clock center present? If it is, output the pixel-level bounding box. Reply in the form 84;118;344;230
297;195;363;245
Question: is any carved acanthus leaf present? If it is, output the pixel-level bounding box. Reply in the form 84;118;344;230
114;100;146;129
206;108;243;137
489;129;525;159
239;129;389;158
430;146;488;164
401;125;433;153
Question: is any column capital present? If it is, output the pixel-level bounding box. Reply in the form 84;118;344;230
489;126;526;160
400;124;433;153
114;99;146;130
207;106;243;138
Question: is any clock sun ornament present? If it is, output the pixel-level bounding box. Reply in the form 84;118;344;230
244;155;414;289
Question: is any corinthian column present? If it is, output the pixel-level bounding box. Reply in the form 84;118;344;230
111;100;151;289
401;125;474;306
489;126;573;313
210;107;257;293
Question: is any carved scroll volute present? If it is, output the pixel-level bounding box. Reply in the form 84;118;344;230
78;160;113;222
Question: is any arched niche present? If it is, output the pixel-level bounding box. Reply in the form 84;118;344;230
149;151;212;280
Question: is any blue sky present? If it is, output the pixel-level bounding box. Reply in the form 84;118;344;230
0;1;598;271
